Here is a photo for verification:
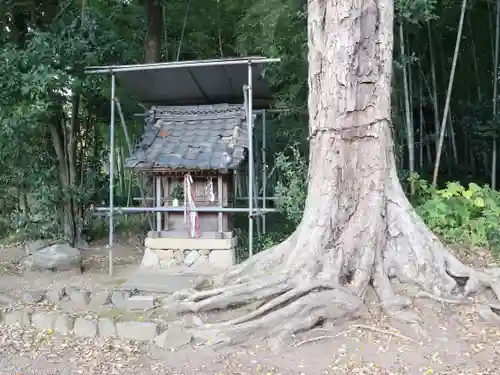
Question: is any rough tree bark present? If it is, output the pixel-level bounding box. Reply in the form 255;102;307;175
166;0;500;347
144;0;163;63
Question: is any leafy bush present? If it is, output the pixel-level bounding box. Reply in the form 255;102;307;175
274;143;308;225
84;214;150;242
409;173;500;254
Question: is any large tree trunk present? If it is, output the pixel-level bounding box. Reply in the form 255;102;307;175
165;0;500;347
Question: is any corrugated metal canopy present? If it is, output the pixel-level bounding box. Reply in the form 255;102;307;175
85;57;280;108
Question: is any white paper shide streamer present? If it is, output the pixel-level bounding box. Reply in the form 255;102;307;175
183;173;200;238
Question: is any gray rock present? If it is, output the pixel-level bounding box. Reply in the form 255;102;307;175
181;314;203;328
98;318;117;338
24;240;57;256
116;321;158;342
199;249;210;257
22;290;45;303
125;296;155;311
66;286;90;307
191;255;209;270
74;317;97;338
89;290;110;308
111;291;130;309
158;250;176;268
46;286;65;303
54;314;74;335
208;249;234;269
0;294;16;307
140;248;160;269
3;309;31;327
173;250;184;263
154;325;193;349
183;250;200;266
23;243;81;271
32;312;57;330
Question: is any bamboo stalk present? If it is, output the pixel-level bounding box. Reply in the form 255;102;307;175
432;0;468;187
492;0;500;189
427;21;441;151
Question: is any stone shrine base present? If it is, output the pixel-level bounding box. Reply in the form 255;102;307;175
140;232;237;271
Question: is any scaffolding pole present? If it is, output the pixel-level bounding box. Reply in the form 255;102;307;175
85;57;281;74
108;73;116;276
262;109;267;234
247;61;254;258
95;206;279;213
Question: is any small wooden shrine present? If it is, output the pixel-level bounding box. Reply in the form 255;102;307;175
125;104;248;270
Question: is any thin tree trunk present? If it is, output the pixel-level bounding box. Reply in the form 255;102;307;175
81;0;87;23
406;30;414;129
68;89;84;245
163;3;169;60
489;0;497;64
419;78;424;169
492;0;500;189
119;145;126;198
468;13;482;102
432;0;467;187
48;112;75;244
15;187;21;226
417;64;434;165
399;22;414;193
427;22;440;152
437;38;459;166
20;190;29;223
449;113;458;164
68;91;80;193
145;0;163;63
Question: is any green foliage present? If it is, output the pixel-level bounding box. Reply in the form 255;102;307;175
0;0;148;242
234;0;307;113
274;144;308;225
84;214;149;242
409;174;500;254
396;0;437;23
171;184;184;201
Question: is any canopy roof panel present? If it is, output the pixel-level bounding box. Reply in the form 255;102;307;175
85;57;280;108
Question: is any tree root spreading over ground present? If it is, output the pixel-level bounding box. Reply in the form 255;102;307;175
163;148;500;348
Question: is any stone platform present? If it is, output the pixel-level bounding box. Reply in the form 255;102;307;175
140;231;236;271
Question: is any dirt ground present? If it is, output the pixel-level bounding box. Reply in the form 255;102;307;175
1;239;500;375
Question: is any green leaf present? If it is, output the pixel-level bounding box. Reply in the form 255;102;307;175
462;190;473;200
473;197;485;208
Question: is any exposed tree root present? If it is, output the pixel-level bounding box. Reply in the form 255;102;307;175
189;288;365;347
174;274;293;313
161;162;500;349
163;168;500;348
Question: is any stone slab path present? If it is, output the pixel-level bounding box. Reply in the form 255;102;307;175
120;271;209;293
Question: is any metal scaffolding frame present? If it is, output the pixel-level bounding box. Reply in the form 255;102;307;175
85;57;281;275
